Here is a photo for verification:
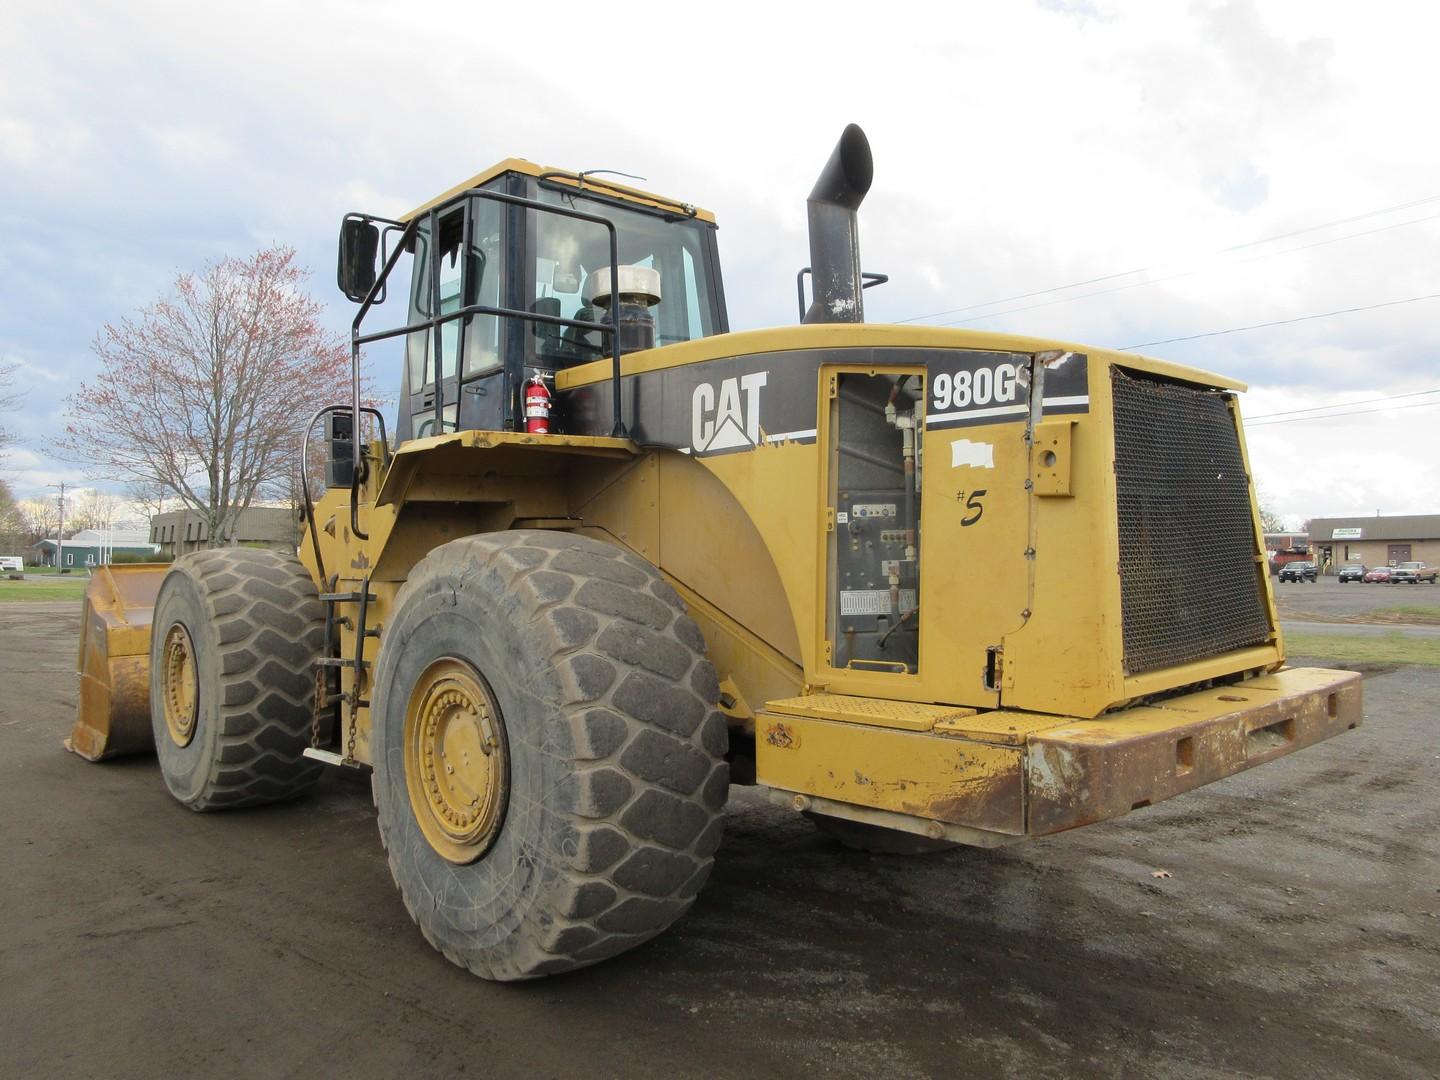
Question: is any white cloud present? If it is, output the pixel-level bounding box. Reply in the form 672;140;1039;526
1;0;1438;515
0;117;39;167
145;126;231;167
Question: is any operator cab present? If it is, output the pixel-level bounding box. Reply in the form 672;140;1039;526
338;162;727;445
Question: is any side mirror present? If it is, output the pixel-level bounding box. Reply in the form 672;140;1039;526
337;216;379;303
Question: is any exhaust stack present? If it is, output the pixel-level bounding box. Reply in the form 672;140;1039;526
803;124;874;324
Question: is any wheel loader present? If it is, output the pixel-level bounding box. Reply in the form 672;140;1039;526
70;125;1362;980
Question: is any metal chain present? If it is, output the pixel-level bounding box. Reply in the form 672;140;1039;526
344;684;359;764
343;574;370;765
310;670;325;749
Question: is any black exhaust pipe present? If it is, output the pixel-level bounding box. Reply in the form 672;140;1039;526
803;124;873;324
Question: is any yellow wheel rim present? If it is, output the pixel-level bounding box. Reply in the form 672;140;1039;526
403;658;509;865
160;623;199;748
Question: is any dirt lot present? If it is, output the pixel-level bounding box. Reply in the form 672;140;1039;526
2;601;1437;1079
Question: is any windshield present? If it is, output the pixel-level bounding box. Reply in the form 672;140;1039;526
532;187;718;364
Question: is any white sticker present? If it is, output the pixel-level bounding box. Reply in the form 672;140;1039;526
951;439;995;469
835;511;849;524
840;589;918;616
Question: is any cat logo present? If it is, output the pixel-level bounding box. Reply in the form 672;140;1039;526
691;371;767;453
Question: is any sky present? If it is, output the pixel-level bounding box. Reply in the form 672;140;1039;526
2;0;1437;527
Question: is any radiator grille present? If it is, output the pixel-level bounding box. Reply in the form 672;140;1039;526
1111;367;1272;675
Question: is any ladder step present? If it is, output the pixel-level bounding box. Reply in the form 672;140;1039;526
315;657;370;669
302;747;349;766
320;591;377;603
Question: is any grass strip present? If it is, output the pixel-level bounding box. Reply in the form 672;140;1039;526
0;579;91;602
1286;631;1440;667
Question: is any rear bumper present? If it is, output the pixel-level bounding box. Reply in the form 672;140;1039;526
755;666;1362;842
1024;666;1362;834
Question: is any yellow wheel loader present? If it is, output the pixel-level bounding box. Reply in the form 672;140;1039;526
72;125;1362;980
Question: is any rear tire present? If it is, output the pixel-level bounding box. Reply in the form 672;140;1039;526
371;531;728;981
150;549;325;811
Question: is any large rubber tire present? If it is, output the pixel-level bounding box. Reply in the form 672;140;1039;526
371;531;728;980
807;813;959;855
150;548;325;811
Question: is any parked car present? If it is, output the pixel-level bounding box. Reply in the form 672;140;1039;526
1278;561;1318;583
1337;563;1367;583
1363;566;1395;583
1390;561;1438;584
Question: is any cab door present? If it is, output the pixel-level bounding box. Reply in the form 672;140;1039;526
403;198;506;440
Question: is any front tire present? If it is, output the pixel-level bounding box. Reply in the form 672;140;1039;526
150;549;325;810
371;531;728;980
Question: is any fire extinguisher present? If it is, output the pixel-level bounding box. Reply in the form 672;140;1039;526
524;372;552;434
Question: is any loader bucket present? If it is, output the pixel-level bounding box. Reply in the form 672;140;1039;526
67;564;166;761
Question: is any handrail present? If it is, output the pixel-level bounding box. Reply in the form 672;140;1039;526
298;404;390;563
344;188;628;539
794;266;889;323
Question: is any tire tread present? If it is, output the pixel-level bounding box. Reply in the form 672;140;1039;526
375;531;727;980
161;548;324;810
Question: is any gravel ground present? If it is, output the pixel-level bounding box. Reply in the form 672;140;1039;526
2;601;1437;1079
1273;574;1439;622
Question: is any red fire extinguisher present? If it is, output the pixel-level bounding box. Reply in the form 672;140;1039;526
524;372;552;434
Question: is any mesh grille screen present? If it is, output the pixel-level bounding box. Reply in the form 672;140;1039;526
1112;366;1272;675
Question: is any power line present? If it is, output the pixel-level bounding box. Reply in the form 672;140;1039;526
1245;399;1440;427
896;193;1440;325
899;264;1150;324
928;210;1440;329
1244;387;1440;420
1224;194;1440;253
1119;291;1440;350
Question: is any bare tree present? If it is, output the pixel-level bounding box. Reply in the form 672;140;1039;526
1253;484;1286;535
125;479;171;522
1257;505;1286;535
0;358;21;459
58;247;352;548
14;497;59;544
0;479;22;549
67;489;124;532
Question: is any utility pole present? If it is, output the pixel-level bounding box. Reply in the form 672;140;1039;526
49;481;66;569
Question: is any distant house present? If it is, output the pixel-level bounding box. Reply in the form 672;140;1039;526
29;528;161;568
1263;532;1310;554
1308;514;1440;571
149;507;298;558
1262;532;1312;574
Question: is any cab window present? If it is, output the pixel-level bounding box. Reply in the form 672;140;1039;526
531;189;718;365
406;198;504;395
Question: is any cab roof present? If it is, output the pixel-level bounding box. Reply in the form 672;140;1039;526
401;158;717;225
